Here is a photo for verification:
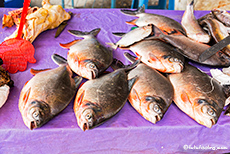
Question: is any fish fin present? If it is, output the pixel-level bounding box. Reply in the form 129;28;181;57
74;76;83;88
22;87;31;107
68;28;101;37
51;54;67;65
132;88;141;103
145;25;166;40
30;68;51;75
124;58;141;72
148;53;160;63
59;39;80;49
112;32;126;37
128;76;138;92
189;0;194;6
125;19;138;25
106;42;117;50
180;90;192;104
77;91;85;106
120;5;145;16
124;52;137;63
111;58;125;70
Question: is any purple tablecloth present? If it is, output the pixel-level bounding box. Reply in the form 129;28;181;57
0;8;229;153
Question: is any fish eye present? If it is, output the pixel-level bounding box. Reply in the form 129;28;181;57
207;108;216;116
87;63;96;69
149;103;162;114
153;104;161;113
201;105;216;117
86;114;92;120
32;111;40;120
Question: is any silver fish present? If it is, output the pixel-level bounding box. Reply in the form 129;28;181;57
60;28;113;79
121;5;185;35
19;54;82;129
168;63;226;128
122;39;185;73
124;53;174;124
74;59;139;131
181;0;210;43
108;24;155;49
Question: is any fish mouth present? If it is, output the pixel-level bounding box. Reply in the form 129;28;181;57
30;121;37;130
210;118;216;127
82;122;89;131
155;115;161;123
91;70;98;79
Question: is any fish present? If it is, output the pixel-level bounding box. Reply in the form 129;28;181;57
60;28;113;79
120;39;185;73
123;52;174;124
73;59;139;131
168;63;226;128
200;18;230;56
120;5;185;35
0;58;14;108
147;26;230;66
18;54;82;129
181;0;210;43
212;8;230;27
107;24;155;49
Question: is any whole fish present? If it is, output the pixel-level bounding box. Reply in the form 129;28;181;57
73;59;139;131
19;54;82;129
121;39;185;73
181;0;210;43
212;8;230;27
60;28;113;79
107;24;155;49
124;53;174;124
168;63;226;128
120;5;185;35
200;18;230;56
148;26;230;66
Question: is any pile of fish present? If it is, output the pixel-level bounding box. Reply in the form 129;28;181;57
18;1;230;130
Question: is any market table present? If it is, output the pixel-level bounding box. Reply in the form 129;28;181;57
0;8;229;153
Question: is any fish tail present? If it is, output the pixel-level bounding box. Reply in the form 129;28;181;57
111;58;125;70
51;54;67;65
189;0;194;6
124;58;140;72
120;5;145;16
68;28;101;37
123;52;137;63
145;25;166;40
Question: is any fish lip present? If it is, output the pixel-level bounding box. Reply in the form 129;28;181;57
210;118;216;127
155;115;161;123
89;69;98;79
82;122;89;131
30;121;37;130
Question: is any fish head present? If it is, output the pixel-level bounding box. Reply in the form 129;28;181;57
77;102;103;131
161;55;184;73
142;96;167;123
194;99;219;128
26;100;51;130
79;60;99;79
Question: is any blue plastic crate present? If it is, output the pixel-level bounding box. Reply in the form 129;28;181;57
4;0;24;8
